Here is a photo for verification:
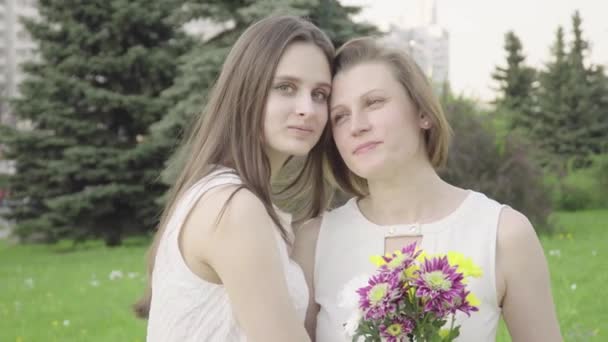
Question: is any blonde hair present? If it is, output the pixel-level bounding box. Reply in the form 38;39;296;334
133;15;335;319
325;37;452;197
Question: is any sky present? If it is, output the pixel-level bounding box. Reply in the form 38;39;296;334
341;0;608;102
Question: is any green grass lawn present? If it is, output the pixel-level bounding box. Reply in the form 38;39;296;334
0;239;149;342
1;210;607;342
496;210;608;342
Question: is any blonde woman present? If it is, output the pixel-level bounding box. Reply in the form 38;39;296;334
294;37;562;342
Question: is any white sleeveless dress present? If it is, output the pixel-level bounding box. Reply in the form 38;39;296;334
146;168;309;342
315;191;505;342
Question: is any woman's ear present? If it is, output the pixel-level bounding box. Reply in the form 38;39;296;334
419;112;431;130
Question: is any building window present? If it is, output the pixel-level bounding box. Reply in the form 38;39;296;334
16;48;30;58
17;30;30;40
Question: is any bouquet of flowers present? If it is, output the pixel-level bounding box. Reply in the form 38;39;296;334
341;242;482;342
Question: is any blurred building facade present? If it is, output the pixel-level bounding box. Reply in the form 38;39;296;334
382;0;450;88
0;0;39;128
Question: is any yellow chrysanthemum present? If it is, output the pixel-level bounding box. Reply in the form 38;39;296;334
416;250;428;262
371;249;412;270
466;292;481;306
439;328;450;338
370;250;400;266
403;264;419;279
370;255;386;267
406;286;416;301
447;251;483;278
387;253;407;270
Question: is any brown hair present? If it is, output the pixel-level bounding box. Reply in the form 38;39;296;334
133;15;335;319
325;37;451;197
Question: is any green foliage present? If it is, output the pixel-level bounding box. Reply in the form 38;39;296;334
491;31;536;131
550;154;608;211
2;0;189;245
312;0;377;46
493;11;608;172
534;26;570;169
0;174;8;189
0;0;376;244
441;94;553;233
556;168;597;211
592;154;608;201
534;12;608;170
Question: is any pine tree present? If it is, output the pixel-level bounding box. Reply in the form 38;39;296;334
536;26;570;169
2;0;188;245
535;11;607;169
561;10;593;164
314;0;376;45
565;11;607;159
491;31;536;131
586;66;608;154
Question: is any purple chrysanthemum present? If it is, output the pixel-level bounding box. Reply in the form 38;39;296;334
379;316;415;342
357;272;402;320
414;256;465;317
379;242;422;277
449;289;480;317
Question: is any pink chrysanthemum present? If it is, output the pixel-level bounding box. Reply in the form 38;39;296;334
414;256;465;317
379;316;415;342
378;242;421;277
357;272;402;320
450;289;480;317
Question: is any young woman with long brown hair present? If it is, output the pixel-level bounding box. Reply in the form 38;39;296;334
134;15;335;342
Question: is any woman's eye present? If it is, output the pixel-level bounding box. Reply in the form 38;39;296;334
332;113;348;125
276;84;295;94
366;98;384;107
312;91;328;102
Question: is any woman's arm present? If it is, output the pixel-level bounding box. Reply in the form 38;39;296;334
292;217;323;341
497;207;562;341
183;187;310;342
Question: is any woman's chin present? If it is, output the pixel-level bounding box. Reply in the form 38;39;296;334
280;145;315;158
348;162;385;180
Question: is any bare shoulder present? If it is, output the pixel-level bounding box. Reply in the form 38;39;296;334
189;185;267;226
497;206;538;249
496;206;546;287
496;209;562;340
203;186;272;237
186;186;312;341
182;185;273;258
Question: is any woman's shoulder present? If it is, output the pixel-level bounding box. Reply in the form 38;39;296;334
191;185;270;232
497;207;537;247
183;185;282;265
463;190;503;208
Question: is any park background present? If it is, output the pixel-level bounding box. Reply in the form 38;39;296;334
1;0;606;341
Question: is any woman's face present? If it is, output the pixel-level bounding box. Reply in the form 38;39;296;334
263;42;331;162
330;61;429;179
